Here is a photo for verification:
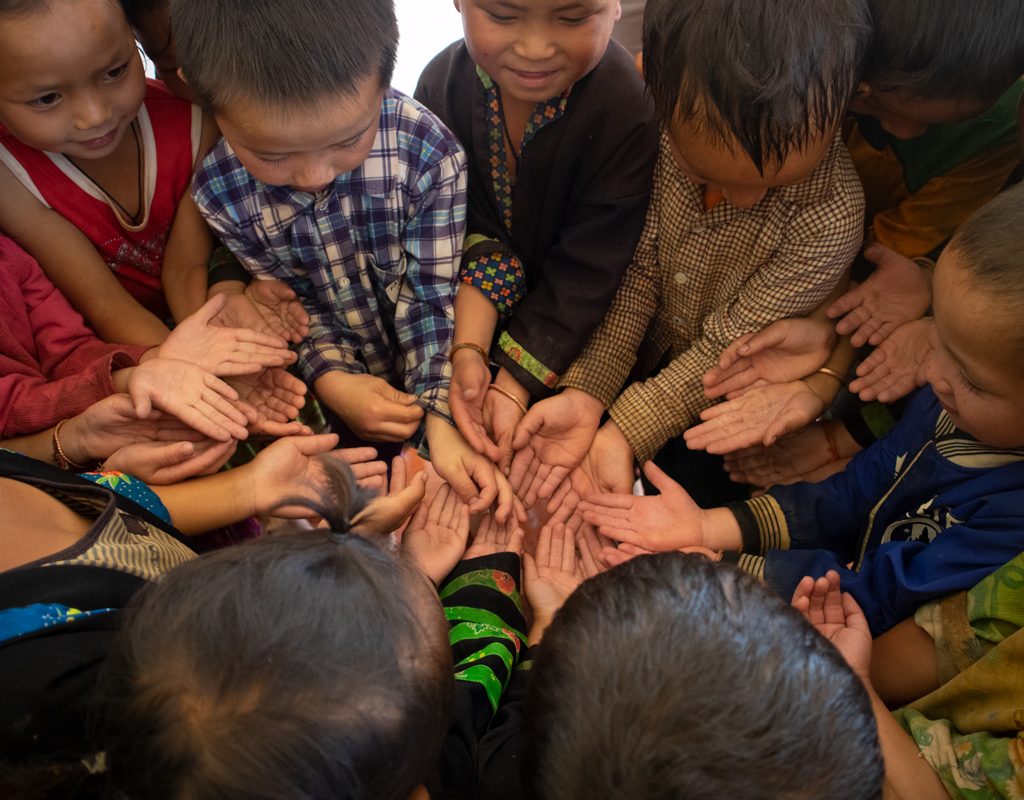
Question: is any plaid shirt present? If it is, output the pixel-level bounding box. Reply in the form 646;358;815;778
192;89;467;421
560;132;864;461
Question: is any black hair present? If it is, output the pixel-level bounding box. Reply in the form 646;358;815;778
118;0;164;28
866;0;1024;102
94;462;452;799
642;0;871;172
524;554;883;800
947;183;1024;319
169;0;398;112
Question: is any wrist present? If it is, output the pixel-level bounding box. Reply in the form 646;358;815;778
208;279;247;297
800;373;839;410
111;365;135;392
494;368;530;404
562;387;605;419
701;507;743;551
54;416;94;469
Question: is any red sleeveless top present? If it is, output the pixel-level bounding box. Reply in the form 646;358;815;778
0;81;201;319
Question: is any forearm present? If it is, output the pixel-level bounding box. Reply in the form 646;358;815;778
162;262;210;323
869;687;950;800
454;283;498;351
0;428;58;465
704;507;744;552
149;468;255;535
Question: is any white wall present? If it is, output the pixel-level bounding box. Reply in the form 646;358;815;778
393;0;465;94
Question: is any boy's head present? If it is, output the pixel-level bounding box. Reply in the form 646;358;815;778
453;0;620;108
642;0;870;208
524;554;883;800
922;184;1024;449
849;0;1024;140
170;0;398;192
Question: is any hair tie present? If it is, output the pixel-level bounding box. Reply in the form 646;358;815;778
327;529;348;544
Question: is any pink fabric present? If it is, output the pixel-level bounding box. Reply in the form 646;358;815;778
0;236;148;436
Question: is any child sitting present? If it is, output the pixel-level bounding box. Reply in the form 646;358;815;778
581;184;1024;635
481;552;883;799
0;0;219;344
173;0;518;520
511;0;870;500
415;0;657;469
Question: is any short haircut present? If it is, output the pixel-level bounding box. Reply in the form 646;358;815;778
642;0;871;172
866;0;1024;102
524;554;884;800
947;183;1024;328
169;0;398;112
95;464;452;799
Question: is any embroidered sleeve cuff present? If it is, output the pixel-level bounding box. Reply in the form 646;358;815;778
493;330;560;397
720;552;767;581
727;495;791;555
461;238;526;321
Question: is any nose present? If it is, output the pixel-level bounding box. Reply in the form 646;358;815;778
920;346;951;395
292;156;337;193
512;22;557;62
880;115;928;140
72;89;111;131
723;186;767;209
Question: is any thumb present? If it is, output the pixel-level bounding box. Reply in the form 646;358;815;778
292;432;341;455
522;552;537;583
862;242;886;266
390;387;420;406
510;408;543;450
641;460;677;494
740;323;784;356
194;292;227;324
131;386;153;418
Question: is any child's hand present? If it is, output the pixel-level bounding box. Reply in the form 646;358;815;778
337;446;388;493
703;317;835;400
598;542;654;568
449;347;502;463
427;416;523;522
226;367;310;437
576;523;612;578
103;438;237;485
827;244;932;347
401;481;472;584
579;461;706;551
791;570;872;680
464;513;525;560
317;372;424;442
128;357;253;442
245;278;311;343
352;454;428;535
508;388;604;506
849;318;934;403
481;370;529;473
684;378;827;454
524;523;583;636
158;294;296;376
723;420;855;488
246;433;347;517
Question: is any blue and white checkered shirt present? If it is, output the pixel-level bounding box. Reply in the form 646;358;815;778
192;89;467;421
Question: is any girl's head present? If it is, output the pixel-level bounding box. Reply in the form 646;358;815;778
97;509;453;797
0;0;145;158
921;183;1024;448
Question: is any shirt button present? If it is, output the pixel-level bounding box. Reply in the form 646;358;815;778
671;314;686;327
337;277;351;289
674;271;688;285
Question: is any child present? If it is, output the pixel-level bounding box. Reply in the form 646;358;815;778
90;486;527;798
511;0;870;500
581;185;1024;635
414;0;657;468
481;552;883;799
173;0;517;519
0;0;219;343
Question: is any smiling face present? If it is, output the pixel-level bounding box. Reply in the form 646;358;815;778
848;83;993;140
213;75;384;193
921;250;1024;448
665;110;834;209
0;0;146;159
454;0;620;106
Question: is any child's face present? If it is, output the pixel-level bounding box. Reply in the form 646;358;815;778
454;0;620;106
131;6;194;103
212;75;385;193
921;252;1024;448
0;0;146;159
848;84;992;140
665;111;833;208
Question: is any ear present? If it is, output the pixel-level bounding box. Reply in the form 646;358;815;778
453;0;461;11
853;81;871;100
176;67;190;87
614;0;622;22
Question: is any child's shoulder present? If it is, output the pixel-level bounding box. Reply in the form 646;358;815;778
570;39;651;120
382;87;466;176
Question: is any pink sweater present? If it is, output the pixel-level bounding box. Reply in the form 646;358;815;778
0;236;148;436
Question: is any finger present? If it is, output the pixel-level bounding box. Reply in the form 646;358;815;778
599;547;633;568
336;446;379;465
557;522;575;572
702;365;758;399
510;408;545;451
193;292;228;324
790;574;816;607
825;288;862;319
390;454;408;494
715;332;754;369
535;524;553;568
641;461;678;495
491;470;517;523
849;316;881;349
439;478;459;529
618;543;653;556
536;464;570;502
467;460;499;515
545;475;575;516
506;527;525;556
576;500;632;520
349;459;389;481
522;552;538;585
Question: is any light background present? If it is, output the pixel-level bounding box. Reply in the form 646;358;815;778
392;1;465;94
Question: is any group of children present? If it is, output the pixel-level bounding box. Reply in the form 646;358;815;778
0;0;1023;796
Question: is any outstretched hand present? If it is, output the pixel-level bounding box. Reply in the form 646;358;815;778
791;570;872;680
722;421;846;489
684;378;826;454
402;481;472;585
352;454;428;535
227;367;310;437
449;350;502;463
849;318;934;403
523;523;583;637
827;244;932;347
103;438;237;485
579;461;705;551
158;293;296;376
464;512;525;560
703;317;835;399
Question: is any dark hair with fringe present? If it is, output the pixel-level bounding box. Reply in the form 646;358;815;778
169;0;397;112
94;461;453;799
946;182;1024;328
865;0;1024;102
642;0;871;172
523;554;884;800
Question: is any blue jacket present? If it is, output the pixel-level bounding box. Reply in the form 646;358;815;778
725;387;1024;634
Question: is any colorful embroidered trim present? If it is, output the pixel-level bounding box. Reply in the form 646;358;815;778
461;250;526;319
80;471;171;523
497;330;558;389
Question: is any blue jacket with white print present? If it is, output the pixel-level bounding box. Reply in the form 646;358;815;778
724;386;1024;635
